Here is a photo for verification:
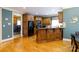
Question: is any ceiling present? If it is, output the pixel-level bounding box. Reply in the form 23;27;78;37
8;7;63;16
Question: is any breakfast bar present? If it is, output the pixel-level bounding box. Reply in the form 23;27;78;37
36;28;63;43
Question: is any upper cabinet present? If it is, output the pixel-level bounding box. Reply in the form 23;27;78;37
58;12;63;23
43;17;52;25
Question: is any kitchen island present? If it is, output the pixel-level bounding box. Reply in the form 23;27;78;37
36;28;63;43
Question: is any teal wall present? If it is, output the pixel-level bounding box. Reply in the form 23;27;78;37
2;9;12;39
63;7;79;39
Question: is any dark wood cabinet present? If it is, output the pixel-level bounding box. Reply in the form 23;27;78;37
37;29;46;42
23;14;34;37
58;12;63;23
36;28;63;43
22;14;28;37
47;29;55;41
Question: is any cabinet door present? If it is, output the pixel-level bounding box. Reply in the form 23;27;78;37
36;29;46;43
47;29;54;41
22;20;28;36
54;29;62;40
58;12;63;23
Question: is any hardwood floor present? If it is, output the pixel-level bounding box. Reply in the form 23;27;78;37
0;35;71;52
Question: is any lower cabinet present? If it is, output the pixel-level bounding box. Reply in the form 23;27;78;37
36;28;63;43
47;29;54;41
36;29;46;43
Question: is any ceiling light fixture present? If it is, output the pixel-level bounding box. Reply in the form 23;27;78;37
23;7;26;9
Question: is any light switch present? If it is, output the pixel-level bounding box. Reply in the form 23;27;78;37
8;23;11;25
8;35;10;38
3;25;5;27
5;18;8;21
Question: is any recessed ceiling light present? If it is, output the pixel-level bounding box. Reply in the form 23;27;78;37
36;12;38;15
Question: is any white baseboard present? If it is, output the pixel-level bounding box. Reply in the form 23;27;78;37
0;37;14;48
1;37;14;43
0;35;23;43
63;38;71;41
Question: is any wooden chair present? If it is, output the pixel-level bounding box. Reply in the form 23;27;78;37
71;34;79;52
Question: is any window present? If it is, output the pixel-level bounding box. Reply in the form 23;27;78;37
17;20;21;25
51;20;59;28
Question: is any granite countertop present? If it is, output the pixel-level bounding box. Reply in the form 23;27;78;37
38;27;63;30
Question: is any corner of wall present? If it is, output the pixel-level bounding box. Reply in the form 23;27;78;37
0;8;2;41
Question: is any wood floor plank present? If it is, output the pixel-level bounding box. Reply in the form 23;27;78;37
0;36;71;52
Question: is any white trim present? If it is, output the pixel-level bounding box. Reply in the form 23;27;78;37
12;11;14;39
0;37;13;43
63;38;71;41
12;12;23;38
21;15;23;37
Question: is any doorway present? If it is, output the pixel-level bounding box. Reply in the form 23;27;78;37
13;15;21;38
